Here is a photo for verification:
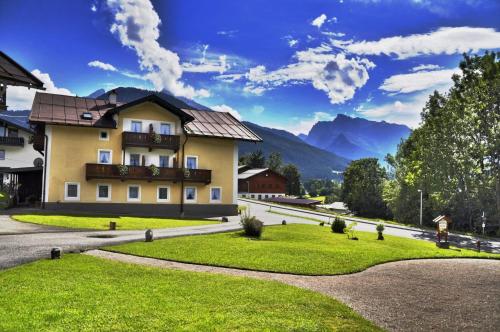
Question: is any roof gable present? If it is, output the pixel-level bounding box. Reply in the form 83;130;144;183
0;51;45;89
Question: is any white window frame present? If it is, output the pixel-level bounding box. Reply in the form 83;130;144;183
96;183;112;201
159;155;170;168
184;186;197;203
99;130;109;141
157;185;171;203
64;182;80;201
209;187;222;203
185;155;199;169
160;122;174;135
127;184;141;202
129;153;141;166
97;149;113;165
130;120;142;133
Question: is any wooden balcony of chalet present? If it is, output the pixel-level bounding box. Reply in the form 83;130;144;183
85;163;211;184
122;132;180;151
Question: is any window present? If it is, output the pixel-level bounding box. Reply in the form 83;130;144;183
0;150;4;160
99;130;109;141
185;156;198;169
98;149;112;164
8;128;18;137
0;127;5;136
210;187;222;203
159;155;169;168
127;185;141;202
251;195;255;199
131;121;142;133
157;186;170;202
129;154;140;166
160;123;171;135
96;184;111;201
64;182;80;201
185;187;197;202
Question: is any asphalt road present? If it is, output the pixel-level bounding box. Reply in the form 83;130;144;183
0;199;498;270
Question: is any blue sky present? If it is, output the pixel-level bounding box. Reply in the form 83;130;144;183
2;0;500;134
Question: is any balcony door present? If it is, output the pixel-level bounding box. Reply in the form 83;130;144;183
160;123;171;135
131;121;142;133
185;156;198;169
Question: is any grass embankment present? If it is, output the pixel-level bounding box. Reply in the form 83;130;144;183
0;254;379;331
11;214;219;230
303;195;326;203
108;224;498;275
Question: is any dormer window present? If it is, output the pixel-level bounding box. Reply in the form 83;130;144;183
81;112;92;120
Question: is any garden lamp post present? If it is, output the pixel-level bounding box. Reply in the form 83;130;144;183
418;189;423;227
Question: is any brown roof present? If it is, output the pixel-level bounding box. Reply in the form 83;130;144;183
29;92;262;142
0;51;45;89
29;92;117;127
183;109;261;142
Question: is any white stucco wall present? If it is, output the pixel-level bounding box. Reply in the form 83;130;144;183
0;129;41;169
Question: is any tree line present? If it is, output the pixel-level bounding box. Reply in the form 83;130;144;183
341;53;499;233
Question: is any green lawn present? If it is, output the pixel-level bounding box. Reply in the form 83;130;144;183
304;195;326;203
107;224;498;275
0;255;379;331
11;214;219;230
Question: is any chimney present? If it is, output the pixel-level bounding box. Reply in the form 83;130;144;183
109;89;117;105
0;84;7;111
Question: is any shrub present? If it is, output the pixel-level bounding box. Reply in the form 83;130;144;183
319;221;325;226
151;133;162;144
282;220;287;225
331;217;346;233
149;164;160;177
240;209;263;238
345;222;358;240
376;223;385;240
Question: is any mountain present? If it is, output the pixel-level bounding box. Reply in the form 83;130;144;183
239;122;349;180
304;114;411;160
97;87;195;109
86;89;106;99
297;133;307;141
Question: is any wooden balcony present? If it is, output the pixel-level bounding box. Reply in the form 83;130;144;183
122;132;180;151
0;136;24;146
85;164;211;184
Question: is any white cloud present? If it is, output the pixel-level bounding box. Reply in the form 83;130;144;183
334;27;500;59
182;45;230;74
311;14;327;28
236;45;375;104
88;60;118;72
250;105;265;115
211;104;242;120
217;30;238;38
7;70;74;110
355;94;428;128
107;0;209;98
380;68;458;94
411;64;442;72
322;31;345;37
91;4;97;12
288;39;299;47
273;111;334;135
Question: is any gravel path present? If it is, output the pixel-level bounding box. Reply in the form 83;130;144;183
87;250;500;332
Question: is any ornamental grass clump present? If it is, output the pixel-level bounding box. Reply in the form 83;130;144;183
240;209;263;238
345;222;358;240
376;223;385;240
331;217;346;233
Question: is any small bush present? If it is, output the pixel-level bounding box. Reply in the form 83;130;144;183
376;223;385;240
240;209;263;238
345;222;358;240
282;220;287;225
319;221;325;226
331;217;346;233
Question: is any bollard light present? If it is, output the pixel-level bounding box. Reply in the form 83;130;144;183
109;221;117;230
145;229;154;242
51;247;62;259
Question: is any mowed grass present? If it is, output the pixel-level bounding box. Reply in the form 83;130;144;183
11;214;219;230
0;255;379;331
108;224;498;275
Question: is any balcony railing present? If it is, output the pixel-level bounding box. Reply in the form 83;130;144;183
122;132;180;151
0;136;24;146
86;163;211;184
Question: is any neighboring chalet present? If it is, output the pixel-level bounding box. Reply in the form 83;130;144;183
29;91;261;217
0;51;45;204
238;167;286;200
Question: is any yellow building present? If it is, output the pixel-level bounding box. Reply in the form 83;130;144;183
29;91;261;217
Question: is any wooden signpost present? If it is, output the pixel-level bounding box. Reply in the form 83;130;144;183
433;215;452;249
